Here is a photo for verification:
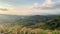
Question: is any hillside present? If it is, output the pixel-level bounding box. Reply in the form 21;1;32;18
0;14;60;30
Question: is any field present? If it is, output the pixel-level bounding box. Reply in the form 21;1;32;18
0;24;60;34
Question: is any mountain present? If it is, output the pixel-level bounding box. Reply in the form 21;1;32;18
0;14;60;30
16;15;60;26
0;14;20;24
0;14;60;25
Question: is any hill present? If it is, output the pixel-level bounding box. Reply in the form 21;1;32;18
0;14;60;30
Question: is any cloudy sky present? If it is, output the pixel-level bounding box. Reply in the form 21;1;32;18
0;0;60;15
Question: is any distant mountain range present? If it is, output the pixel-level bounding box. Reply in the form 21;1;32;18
0;14;60;30
0;14;59;25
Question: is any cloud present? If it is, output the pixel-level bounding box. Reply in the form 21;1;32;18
0;0;60;15
27;0;60;15
0;8;8;11
53;1;60;9
30;0;60;10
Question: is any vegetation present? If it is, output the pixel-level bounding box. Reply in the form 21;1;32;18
0;24;60;34
0;14;60;34
16;15;60;30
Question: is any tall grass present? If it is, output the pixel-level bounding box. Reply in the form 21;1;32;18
0;24;60;34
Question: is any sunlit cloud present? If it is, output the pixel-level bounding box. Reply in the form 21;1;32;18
0;0;60;15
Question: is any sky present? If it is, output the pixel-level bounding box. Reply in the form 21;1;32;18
0;0;60;15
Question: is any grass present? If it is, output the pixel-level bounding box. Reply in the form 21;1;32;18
0;24;60;34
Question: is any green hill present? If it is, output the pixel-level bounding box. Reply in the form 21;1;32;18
0;14;60;30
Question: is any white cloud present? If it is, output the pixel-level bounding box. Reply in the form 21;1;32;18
0;0;60;15
27;0;60;15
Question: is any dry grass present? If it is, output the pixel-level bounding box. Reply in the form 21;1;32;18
0;24;60;34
